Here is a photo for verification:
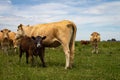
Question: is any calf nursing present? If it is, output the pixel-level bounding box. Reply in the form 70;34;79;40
19;35;46;67
16;20;77;69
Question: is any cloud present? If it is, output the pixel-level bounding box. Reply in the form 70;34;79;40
0;0;13;15
0;0;120;40
13;3;69;17
82;1;120;15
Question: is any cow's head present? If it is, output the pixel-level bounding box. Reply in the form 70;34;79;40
15;24;25;39
1;29;11;39
90;32;100;42
32;36;46;48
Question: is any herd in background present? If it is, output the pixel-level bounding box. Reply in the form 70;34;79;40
0;20;101;69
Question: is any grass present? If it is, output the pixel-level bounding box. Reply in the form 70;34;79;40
0;41;120;80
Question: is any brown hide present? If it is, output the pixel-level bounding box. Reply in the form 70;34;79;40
19;36;46;67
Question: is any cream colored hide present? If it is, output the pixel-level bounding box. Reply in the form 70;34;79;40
16;20;77;69
90;32;100;53
8;32;18;52
0;29;12;54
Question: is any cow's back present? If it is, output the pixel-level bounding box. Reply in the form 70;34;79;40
23;26;33;37
8;32;16;40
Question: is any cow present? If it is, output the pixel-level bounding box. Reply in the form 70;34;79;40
80;40;90;45
0;31;3;49
8;32;18;52
19;35;46;67
16;20;77;69
90;32;100;53
0;29;13;54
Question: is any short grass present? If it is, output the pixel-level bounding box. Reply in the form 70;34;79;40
0;41;120;80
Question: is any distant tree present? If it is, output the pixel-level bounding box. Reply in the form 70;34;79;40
111;38;116;41
107;39;111;42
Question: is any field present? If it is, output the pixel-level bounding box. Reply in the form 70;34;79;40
0;41;120;80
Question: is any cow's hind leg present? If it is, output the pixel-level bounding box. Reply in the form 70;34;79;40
69;41;75;69
62;43;70;69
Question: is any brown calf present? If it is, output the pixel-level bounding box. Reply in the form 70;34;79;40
19;35;46;67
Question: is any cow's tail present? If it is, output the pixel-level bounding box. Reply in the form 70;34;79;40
67;21;77;67
67;21;77;50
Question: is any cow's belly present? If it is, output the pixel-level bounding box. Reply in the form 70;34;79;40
43;39;61;47
43;41;61;47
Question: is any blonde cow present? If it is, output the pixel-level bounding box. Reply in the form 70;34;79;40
16;20;77;69
90;32;100;53
0;29;13;54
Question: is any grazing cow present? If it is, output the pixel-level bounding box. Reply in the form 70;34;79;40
0;29;13;54
90;32;100;53
80;40;90;45
19;35;46;67
16;20;77;69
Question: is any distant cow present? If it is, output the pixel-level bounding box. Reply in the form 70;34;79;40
16;20;77;69
80;40;90;45
19;35;46;67
90;32;100;53
0;29;13;54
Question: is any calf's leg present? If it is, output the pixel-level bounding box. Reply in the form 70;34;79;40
39;48;46;67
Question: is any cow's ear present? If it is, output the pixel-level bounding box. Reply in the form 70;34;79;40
1;30;3;32
18;24;23;28
31;36;35;40
97;33;100;35
91;33;93;36
42;36;46;40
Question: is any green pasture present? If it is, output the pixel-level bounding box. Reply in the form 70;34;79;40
0;41;120;80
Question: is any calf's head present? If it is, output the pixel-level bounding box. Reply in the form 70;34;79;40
32;36;46;48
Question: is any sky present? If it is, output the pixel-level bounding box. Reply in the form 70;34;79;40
0;0;120;41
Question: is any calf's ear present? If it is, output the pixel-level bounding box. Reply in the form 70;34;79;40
31;36;35;40
42;36;46;40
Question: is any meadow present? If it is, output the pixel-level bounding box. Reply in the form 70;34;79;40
0;41;120;80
